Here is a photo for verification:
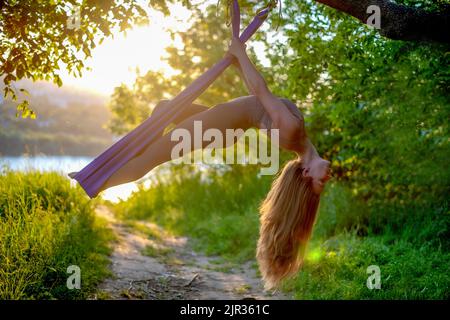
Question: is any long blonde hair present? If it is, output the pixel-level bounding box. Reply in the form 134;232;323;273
257;158;320;290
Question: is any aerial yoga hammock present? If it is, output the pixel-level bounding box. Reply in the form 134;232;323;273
71;0;276;199
71;0;332;289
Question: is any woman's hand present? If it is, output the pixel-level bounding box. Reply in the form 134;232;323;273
227;36;247;60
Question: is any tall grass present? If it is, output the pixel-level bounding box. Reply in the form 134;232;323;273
0;169;113;299
114;163;449;299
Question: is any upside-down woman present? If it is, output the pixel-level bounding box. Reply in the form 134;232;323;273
70;37;331;289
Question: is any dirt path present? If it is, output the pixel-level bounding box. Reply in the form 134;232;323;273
94;205;289;300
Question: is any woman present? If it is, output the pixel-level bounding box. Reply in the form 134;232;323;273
70;37;331;289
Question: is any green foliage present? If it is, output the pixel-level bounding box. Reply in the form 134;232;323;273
0;170;113;299
266;0;450;211
0;0;192;118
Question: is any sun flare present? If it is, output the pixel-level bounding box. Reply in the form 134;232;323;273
60;4;192;96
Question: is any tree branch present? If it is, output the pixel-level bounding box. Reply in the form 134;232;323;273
313;0;450;43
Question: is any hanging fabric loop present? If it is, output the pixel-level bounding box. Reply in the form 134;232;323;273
72;1;276;198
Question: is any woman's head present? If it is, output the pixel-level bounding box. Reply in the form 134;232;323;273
293;138;331;194
257;158;322;290
303;155;331;194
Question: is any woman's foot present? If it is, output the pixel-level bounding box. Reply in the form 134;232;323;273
68;172;78;179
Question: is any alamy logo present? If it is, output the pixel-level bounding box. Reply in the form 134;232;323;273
366;265;381;290
366;5;381;30
67;265;81;290
170;121;280;175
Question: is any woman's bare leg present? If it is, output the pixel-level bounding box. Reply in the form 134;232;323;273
152;99;210;128
68;101;209;179
100;96;264;192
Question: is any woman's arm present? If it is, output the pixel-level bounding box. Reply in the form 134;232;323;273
225;52;256;96
227;37;302;140
235;62;257;96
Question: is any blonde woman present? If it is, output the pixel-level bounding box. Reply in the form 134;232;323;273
70;37;331;289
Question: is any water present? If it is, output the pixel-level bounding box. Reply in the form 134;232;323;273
0;156;93;173
0;156;139;202
1;155;235;203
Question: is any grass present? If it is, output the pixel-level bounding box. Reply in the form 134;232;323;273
291;195;449;299
0;169;114;299
284;229;449;299
114;163;449;300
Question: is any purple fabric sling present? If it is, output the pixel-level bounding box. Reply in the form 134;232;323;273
73;1;272;198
